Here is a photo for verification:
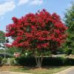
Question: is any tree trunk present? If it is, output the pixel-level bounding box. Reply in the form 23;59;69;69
35;56;43;68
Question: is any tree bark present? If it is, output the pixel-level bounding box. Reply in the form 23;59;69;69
35;56;43;68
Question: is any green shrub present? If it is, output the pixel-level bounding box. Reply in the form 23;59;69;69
42;57;65;66
0;56;2;65
7;58;17;65
15;56;74;67
64;46;72;55
64;58;74;65
71;50;74;54
2;58;7;65
2;58;17;66
15;56;36;66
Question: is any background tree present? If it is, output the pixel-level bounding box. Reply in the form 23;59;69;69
6;47;21;55
5;9;68;67
0;31;5;49
64;3;74;54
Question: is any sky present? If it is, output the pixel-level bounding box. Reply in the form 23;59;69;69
0;0;74;32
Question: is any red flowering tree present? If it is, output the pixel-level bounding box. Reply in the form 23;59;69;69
5;9;68;67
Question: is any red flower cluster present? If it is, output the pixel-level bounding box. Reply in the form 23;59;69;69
5;9;68;51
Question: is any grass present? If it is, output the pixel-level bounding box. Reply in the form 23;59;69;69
8;66;70;74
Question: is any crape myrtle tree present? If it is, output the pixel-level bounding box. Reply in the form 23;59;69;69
5;9;68;67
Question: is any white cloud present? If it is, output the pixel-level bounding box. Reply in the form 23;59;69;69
18;0;29;6
31;0;43;5
18;0;43;6
0;0;43;16
0;1;15;16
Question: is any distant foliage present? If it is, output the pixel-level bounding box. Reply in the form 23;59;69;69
0;31;5;49
64;3;74;54
0;31;5;43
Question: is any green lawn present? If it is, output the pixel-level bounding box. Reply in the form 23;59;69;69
10;66;70;74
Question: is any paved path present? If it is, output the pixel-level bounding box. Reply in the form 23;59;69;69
55;67;74;74
67;69;74;74
0;71;32;74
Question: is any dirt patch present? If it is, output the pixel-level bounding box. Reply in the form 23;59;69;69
0;66;22;71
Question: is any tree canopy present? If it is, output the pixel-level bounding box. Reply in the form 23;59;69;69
5;9;68;54
64;3;74;53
